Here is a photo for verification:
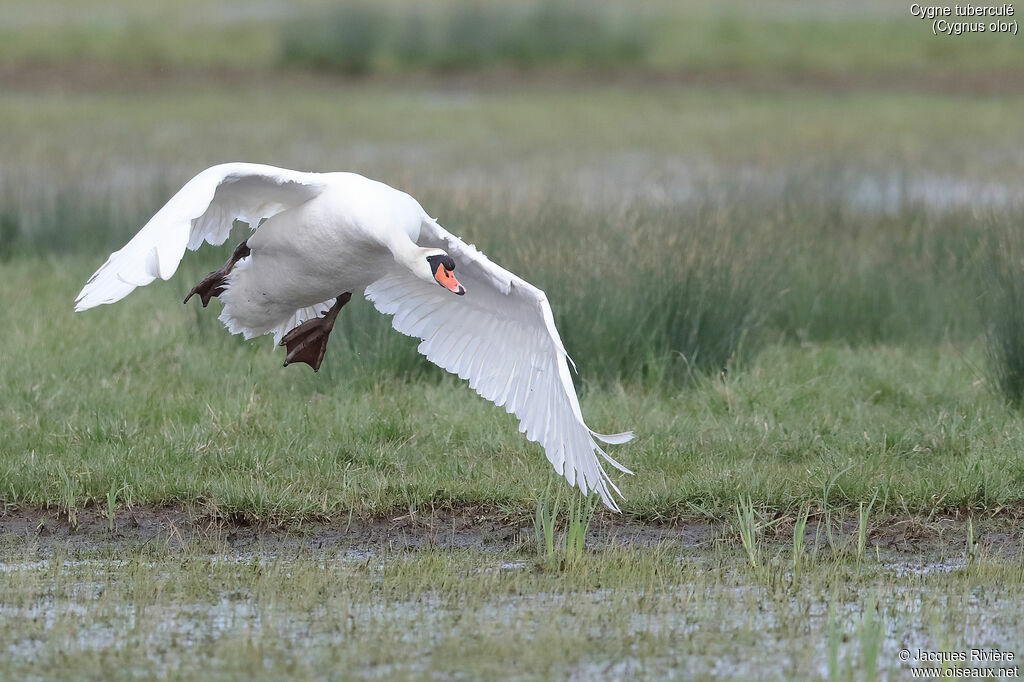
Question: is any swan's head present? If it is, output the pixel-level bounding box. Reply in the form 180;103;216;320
421;249;465;295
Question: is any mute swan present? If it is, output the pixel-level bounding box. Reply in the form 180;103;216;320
74;163;633;509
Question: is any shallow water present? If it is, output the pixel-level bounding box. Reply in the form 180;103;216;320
1;550;1021;681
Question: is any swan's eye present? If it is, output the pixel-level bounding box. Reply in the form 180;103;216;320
427;254;457;274
429;256;465;295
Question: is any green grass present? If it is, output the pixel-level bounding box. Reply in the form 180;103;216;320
3;250;1024;521
0;64;1022;523
0;539;1021;680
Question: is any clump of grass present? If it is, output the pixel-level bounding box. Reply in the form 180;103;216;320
766;183;989;347
818;467;849;554
507;196;779;385
106;484;118;533
534;484;560;558
563;493;597;562
55;464;79;530
966;517;977;564
792;504;810;576
533;482;597;565
736;495;761;569
856;492;877;561
279;1;649;75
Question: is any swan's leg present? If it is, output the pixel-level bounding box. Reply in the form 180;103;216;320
280;293;353;372
183;240;251;307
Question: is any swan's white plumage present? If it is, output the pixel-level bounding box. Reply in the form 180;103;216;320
74;163;325;312
75;163;633;509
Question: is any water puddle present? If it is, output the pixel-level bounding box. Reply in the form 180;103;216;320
882;557;966;577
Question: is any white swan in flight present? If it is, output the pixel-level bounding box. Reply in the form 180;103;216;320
75;163;633;510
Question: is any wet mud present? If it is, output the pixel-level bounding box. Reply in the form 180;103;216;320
1;505;1020;561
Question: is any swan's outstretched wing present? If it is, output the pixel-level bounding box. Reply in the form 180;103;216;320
74;163;326;311
365;218;634;510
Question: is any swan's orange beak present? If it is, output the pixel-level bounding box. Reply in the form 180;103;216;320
434;264;465;295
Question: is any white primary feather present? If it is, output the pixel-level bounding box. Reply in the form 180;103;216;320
366;218;633;510
74;163;325;312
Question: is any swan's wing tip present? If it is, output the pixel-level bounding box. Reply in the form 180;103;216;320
591;430;634;445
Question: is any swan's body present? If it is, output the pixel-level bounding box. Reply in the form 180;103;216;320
217;172;425;341
75;163;633;509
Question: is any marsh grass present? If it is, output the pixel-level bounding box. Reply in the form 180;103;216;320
105;484;117;533
281;4;387;75
966;517;978;565
792;504;810;577
534;481;560;558
280;1;649;75
856;492;877;562
7;251;1024;520
7;175;1008;388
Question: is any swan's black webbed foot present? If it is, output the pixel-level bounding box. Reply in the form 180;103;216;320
280;293;352;372
184;240;251;307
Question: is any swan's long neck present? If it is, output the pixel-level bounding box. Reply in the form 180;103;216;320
386;229;441;286
388;233;424;271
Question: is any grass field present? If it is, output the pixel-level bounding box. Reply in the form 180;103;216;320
4;255;1024;521
2;1;1023;679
